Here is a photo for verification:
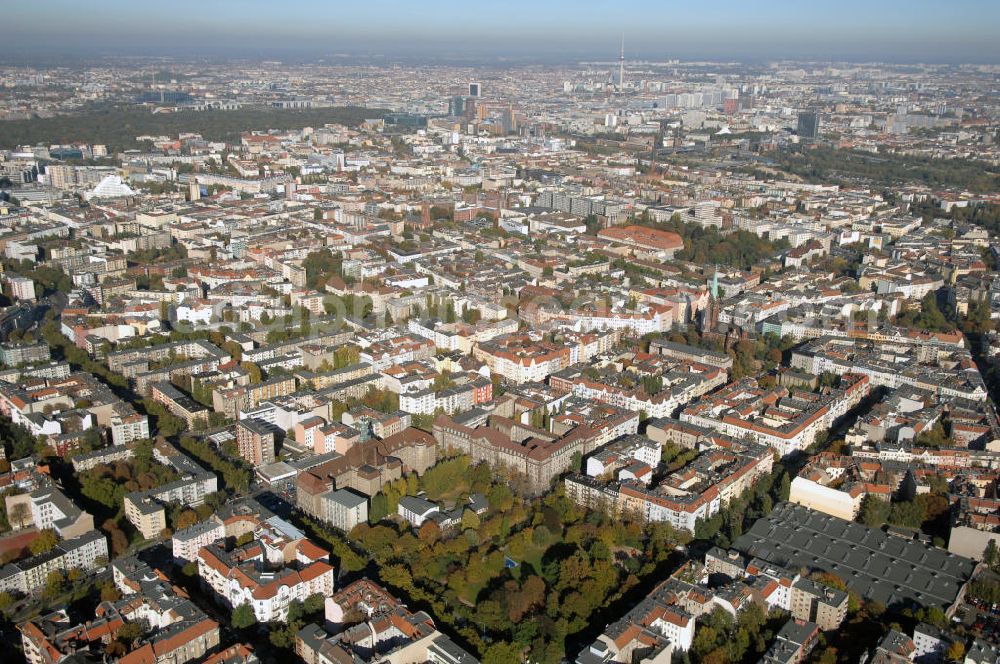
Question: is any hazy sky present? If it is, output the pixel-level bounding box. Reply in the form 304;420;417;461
5;0;1000;63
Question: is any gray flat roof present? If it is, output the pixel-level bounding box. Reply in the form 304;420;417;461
327;488;368;509
733;502;976;610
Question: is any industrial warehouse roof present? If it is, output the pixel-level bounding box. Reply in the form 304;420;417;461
732;502;976;610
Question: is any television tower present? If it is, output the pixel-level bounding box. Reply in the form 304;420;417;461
618;34;625;92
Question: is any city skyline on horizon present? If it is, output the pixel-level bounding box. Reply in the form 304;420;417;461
4;0;1000;64
3;3;1000;664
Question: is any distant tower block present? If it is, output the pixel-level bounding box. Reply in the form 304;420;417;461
469;82;480;97
797;111;820;140
189;180;200;202
619;34;626;92
421;202;431;225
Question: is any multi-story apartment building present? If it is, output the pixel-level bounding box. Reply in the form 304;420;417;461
789;578;849;631
8;484;95;540
150;381;209;428
0;342;50;367
680;374;870;458
576;574;695;664
296;428;438;520
648;340;734;371
566;440;774;533
407;316;518;353
433;406;639;495
0;530;108;594
359;334;435;371
341;407;410;440
297;578;478;664
214;375;297;420
236;418;277;466
110;411;151;446
7;275;36;302
473;333;572;384
398;375;492;416
197;528;334;623
550;358;727;419
107;339;228;375
758;620;820;664
124;493;168;540
123;466;217;539
296;419;361;456
790;337;986;402
21;555;221;664
149;471;218;506
172;517;226;563
322;488;369;533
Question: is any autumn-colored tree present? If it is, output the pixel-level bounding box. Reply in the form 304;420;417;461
176;509;199;530
30;529;59;555
116;622;143;646
100;581;121;602
418;520;441;545
704;646;730;664
381;564;414;592
103;519;130;557
692;626;720;659
507;575;546;622
557;552;589;590
811;571;848;592
43;570;65;598
476;599;506;631
241;361;262;384
482;643;522;664
461;509;481;531
917;493;950;524
758;374;778;389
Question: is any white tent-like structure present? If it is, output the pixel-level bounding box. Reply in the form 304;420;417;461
85;175;137;200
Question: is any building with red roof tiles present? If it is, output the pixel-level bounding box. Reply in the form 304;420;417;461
597;224;684;258
681;374;870;458
196;521;334;623
433;401;639;495
296;578;478;664
23;556;219;664
575;574;696;664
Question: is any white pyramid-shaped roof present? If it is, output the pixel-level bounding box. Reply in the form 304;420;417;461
87;175;136;200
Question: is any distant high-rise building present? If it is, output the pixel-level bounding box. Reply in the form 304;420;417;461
469;82;480;97
448;95;466;116
619;34;626;92
501;106;516;134
46;164;76;189
797;111;820;140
